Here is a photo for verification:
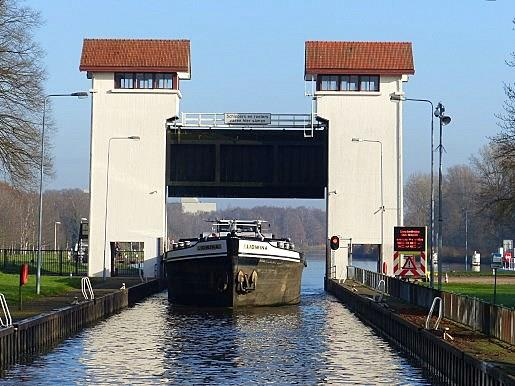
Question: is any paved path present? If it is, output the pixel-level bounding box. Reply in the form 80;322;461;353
342;279;515;375
11;277;144;322
447;275;515;285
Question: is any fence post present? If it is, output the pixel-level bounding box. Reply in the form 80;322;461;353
59;250;63;276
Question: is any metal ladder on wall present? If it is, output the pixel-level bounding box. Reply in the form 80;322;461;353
374;279;386;303
0;293;12;328
425;297;443;330
81;277;94;300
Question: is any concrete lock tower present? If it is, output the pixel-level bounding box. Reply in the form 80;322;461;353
80;39;191;278
305;41;415;279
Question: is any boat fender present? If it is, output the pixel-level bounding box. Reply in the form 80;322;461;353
250;270;258;290
236;270;247;293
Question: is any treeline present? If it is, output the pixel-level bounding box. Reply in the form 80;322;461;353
0;170;512;256
0;181;89;249
0;182;327;250
404;152;515;257
167;204;326;248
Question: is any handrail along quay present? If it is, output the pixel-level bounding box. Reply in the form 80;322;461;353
326;267;515;385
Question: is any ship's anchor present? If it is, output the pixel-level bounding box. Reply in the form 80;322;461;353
236;270;258;293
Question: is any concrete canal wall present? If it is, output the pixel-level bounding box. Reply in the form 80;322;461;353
0;279;164;372
349;267;515;345
327;278;515;385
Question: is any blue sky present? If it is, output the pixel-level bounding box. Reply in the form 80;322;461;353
27;0;514;209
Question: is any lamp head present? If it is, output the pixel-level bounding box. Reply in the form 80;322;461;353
71;91;89;98
389;93;405;101
128;136;140;140
434;102;445;117
351;138;363;142
441;115;451;125
166;116;179;126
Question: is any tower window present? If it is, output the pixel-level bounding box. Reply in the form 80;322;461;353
114;73;176;89
155;73;173;89
318;75;379;92
135;73;153;89
320;75;338;91
115;73;134;89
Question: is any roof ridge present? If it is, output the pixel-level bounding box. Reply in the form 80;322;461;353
305;40;412;44
82;38;190;42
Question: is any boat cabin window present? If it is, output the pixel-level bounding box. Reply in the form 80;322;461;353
213;223;261;234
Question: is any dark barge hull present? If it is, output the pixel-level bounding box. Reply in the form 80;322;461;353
165;237;304;307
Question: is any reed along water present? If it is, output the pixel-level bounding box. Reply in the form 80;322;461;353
1;255;430;385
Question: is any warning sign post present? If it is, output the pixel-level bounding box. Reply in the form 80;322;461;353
393;226;427;279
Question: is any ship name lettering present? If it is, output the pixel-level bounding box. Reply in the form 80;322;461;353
244;244;267;250
197;244;222;251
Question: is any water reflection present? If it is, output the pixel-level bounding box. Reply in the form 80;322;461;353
1;258;430;385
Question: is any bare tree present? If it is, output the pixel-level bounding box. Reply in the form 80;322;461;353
472;144;514;215
0;0;50;187
490;18;515;212
404;172;431;227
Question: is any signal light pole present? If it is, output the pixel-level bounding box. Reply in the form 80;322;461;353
434;102;452;290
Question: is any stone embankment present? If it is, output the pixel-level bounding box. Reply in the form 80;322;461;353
327;278;515;385
0;278;164;373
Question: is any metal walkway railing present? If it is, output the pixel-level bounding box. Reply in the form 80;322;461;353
168;112;328;137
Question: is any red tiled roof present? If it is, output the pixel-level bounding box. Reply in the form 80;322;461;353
79;39;190;74
305;41;414;76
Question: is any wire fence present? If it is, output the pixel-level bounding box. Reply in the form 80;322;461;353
0;248;149;278
0;249;87;276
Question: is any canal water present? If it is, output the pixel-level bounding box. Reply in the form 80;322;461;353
1;257;431;385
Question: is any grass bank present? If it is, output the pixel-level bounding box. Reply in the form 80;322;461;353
442;282;515;308
0;272;81;307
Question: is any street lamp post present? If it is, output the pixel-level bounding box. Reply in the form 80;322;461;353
102;136;140;280
36;92;89;294
54;221;61;250
434;102;452;290
352;137;384;273
390;94;435;288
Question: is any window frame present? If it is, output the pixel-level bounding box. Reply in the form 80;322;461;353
317;74;380;92
114;72;177;90
154;73;174;89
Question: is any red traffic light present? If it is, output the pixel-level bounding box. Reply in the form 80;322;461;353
330;235;339;250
